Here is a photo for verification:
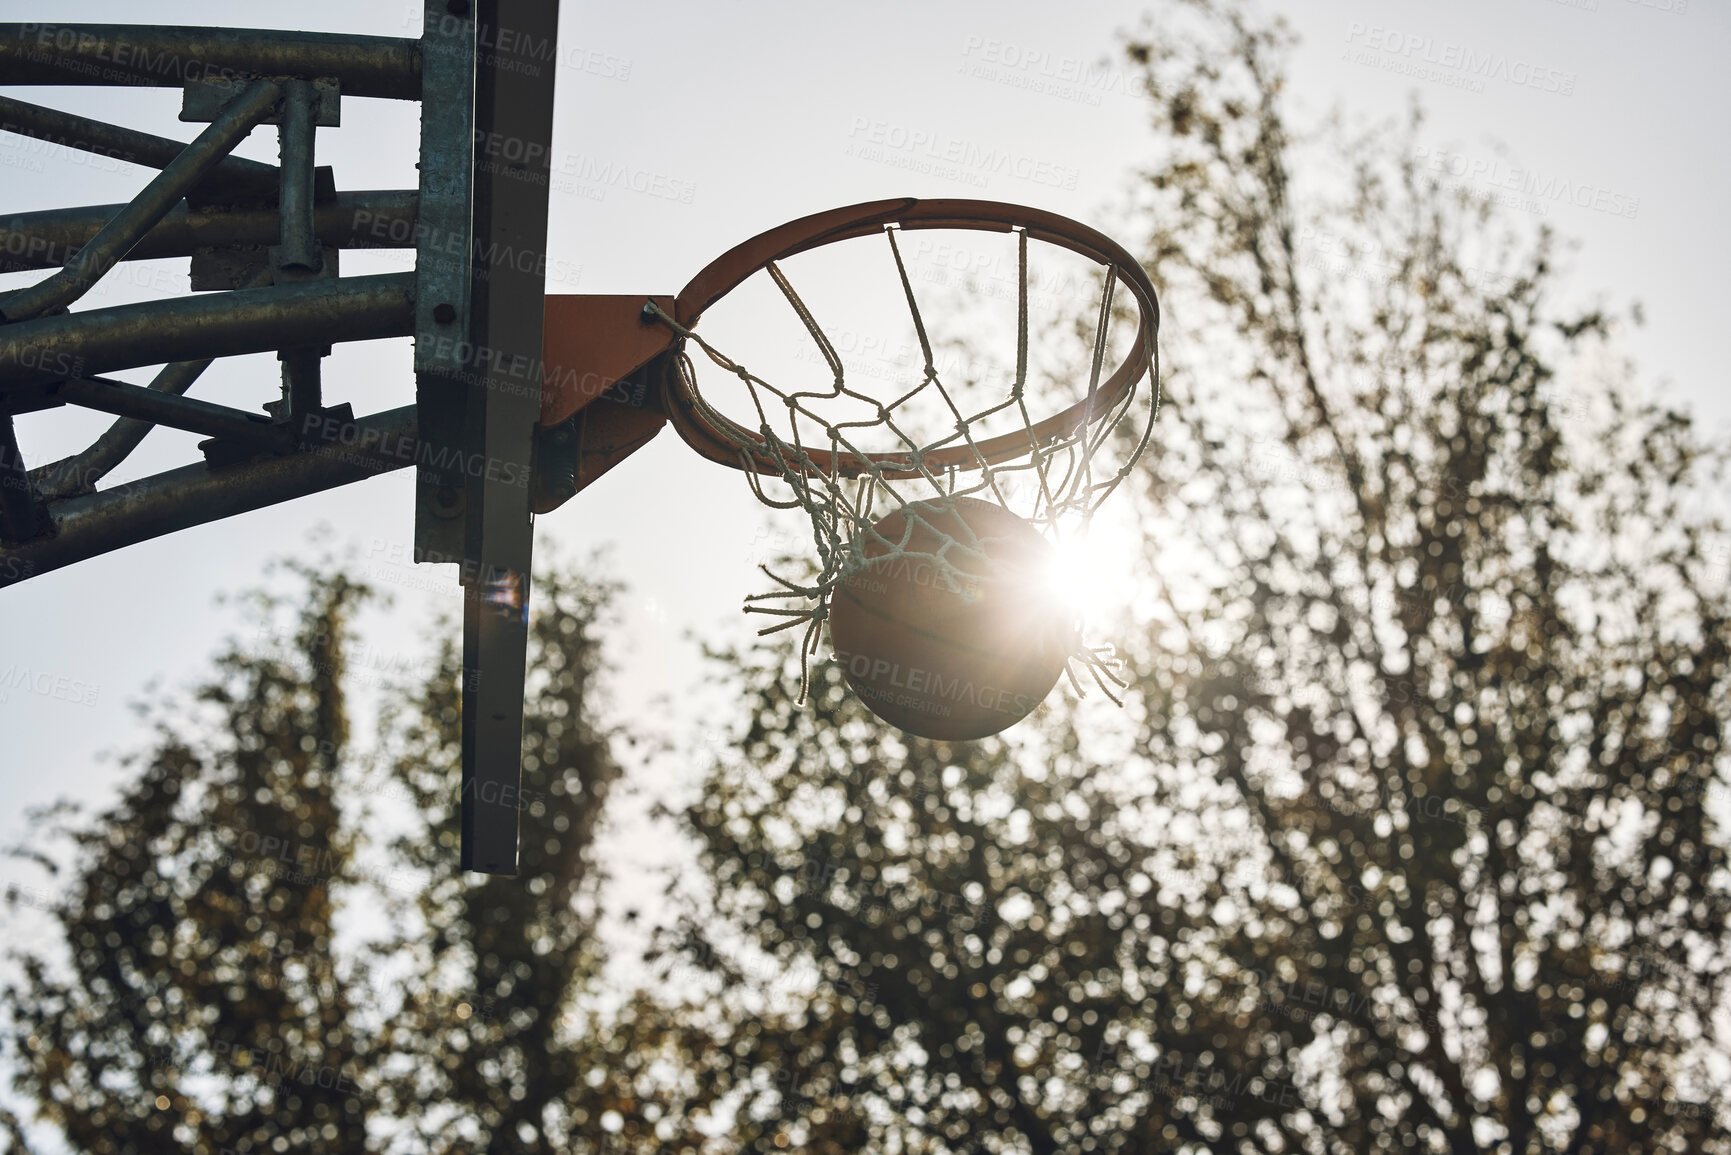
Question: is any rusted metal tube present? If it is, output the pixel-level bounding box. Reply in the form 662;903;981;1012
277;79;320;272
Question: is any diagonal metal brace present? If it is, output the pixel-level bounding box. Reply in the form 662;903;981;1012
28;359;215;499
48;376;295;453
0;94;282;206
0;77;283;324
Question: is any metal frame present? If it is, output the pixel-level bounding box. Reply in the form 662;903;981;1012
0;10;563;875
0;21;425;563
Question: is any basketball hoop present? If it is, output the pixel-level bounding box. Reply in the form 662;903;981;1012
642;197;1162;733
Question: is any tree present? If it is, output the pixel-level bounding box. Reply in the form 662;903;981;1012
669;2;1731;1152
361;567;729;1154
677;640;1289;1154
1;559;725;1154
2;563;376;1154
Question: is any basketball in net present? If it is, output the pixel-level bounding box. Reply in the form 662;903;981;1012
642;197;1161;739
827;496;1076;740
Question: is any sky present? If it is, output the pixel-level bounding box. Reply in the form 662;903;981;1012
0;0;1726;1046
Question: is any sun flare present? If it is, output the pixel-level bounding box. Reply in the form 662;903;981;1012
1041;513;1145;627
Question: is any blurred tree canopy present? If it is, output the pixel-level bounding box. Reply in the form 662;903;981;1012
669;2;1731;1153
0;563;727;1154
3;2;1729;1154
0;565;376;1154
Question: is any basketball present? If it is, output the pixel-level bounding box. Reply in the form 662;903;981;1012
826;496;1076;741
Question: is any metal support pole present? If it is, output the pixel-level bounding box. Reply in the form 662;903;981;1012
275;79;325;420
0;77;283;324
0;272;415;390
277;81;321;273
0;95;281;204
459;0;561;876
414;0;478;562
278;348;324;419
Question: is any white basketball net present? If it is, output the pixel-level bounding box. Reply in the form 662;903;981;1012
644;225;1160;707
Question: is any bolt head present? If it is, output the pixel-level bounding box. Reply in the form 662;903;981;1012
433;302;457;325
432;486;464;516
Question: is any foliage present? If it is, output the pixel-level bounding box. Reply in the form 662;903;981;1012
0;562;724;1154
669;2;1731;1152
2;564;374;1154
361;567;727;1154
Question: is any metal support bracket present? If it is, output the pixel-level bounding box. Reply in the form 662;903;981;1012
0;77;284;324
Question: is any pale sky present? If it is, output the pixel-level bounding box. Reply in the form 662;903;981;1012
0;0;1726;1070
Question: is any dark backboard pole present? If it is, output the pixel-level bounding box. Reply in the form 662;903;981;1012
457;0;560;874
